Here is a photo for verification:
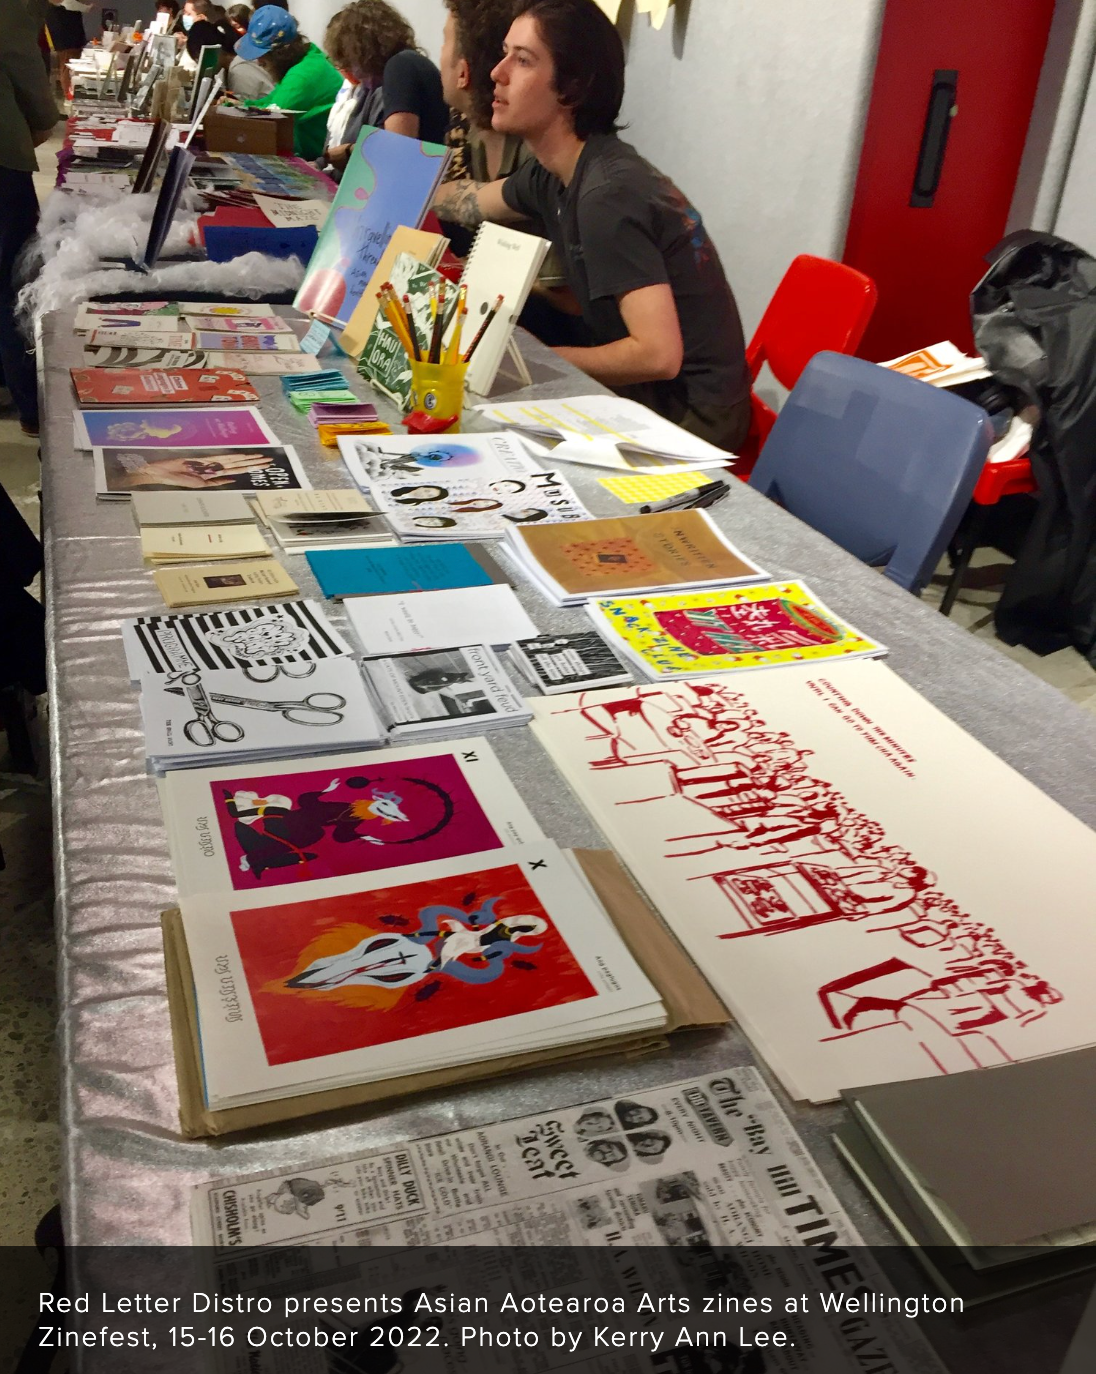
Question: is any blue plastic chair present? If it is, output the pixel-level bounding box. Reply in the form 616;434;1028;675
748;352;994;596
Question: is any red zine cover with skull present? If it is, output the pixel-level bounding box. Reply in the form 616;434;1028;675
231;862;596;1065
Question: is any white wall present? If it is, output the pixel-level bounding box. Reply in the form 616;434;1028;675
616;0;884;334
293;0;884;334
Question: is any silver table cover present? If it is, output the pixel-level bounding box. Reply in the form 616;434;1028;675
41;310;1096;1250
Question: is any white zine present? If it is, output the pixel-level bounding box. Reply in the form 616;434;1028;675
530;660;1096;1102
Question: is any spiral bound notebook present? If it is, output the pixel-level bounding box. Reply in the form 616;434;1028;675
460;223;550;396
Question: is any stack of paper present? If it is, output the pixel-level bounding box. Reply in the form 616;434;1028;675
84;347;324;376
122;600;352;681
139;524;271;565
177;842;665;1110
477;395;734;472
306;543;504;601
587;580;887;679
88;329;302;353
137;658;384;773
339;432;590;542
504;509;766;606
510;632;632;695
529;660;1096;1105
362;645;532;741
157;737;544;897
131;491;256;527
153;560;300;608
836;1052;1096;1302
252;490;390;552
70;368;259;406
178;314;295;334
344;584;539;653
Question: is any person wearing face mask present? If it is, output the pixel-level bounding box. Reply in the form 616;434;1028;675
179;0;235;64
224;3;275;97
435;0;750;453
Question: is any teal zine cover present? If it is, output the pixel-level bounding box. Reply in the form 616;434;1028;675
293;126;450;329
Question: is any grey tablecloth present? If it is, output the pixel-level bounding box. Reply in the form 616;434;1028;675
41;311;1096;1252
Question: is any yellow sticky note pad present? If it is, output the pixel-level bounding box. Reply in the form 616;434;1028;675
599;470;711;504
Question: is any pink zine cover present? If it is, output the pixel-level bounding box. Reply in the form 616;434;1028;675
211;753;505;888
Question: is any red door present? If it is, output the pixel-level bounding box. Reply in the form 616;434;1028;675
843;0;1056;361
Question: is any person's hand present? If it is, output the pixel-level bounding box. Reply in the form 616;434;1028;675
127;453;273;488
326;143;351;172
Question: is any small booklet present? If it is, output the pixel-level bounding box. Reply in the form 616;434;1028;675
174;841;664;1110
138;656;384;774
130;490;255;526
179;315;295;334
587;580;888;679
306;543;504;600
339;431;590;542
140;524;270;565
83;347;323;375
362;645;532;741
153;559;299;609
344;584;539;654
157;736;544;897
75;404;278;452
70;367;258;405
505;508;766;605
88;330;302;352
511;631;632;694
94;445;309;499
478;394;733;472
122;599;350;680
251;489;389;551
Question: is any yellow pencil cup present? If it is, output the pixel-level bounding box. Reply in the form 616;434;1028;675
408;360;467;429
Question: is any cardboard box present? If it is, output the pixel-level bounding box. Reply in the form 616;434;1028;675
203;109;295;156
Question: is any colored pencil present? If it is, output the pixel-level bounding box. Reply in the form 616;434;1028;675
462;294;505;363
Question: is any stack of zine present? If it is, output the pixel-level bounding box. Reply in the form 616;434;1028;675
504;509;766;606
157;745;663;1114
361;645;532;740
338;431;590;542
587;580;887;680
176;842;665;1111
120;600;385;772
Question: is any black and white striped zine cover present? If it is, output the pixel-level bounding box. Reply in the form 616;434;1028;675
122;601;352;680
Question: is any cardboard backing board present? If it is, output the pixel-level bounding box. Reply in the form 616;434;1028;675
162;848;729;1137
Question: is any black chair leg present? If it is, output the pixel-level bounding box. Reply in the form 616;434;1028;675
940;504;992;617
13;1205;65;1374
0;686;36;775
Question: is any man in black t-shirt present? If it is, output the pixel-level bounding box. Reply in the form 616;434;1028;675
435;0;750;452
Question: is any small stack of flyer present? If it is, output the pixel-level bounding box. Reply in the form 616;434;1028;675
251;489;391;552
361;645;532;740
504;509;766;606
175;843;666;1110
587;580;887;679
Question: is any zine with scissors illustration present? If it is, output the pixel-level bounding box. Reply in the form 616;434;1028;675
74;405;277;450
179;844;662;1106
157;738;544;896
93;445;309;498
122;600;352;681
139;658;383;769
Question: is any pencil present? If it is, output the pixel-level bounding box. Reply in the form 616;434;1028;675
446;301;467;365
401;292;422;361
428;282;448;364
462;294;505;363
379;291;414;360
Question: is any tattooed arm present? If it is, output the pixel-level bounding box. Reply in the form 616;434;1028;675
432;177;519;230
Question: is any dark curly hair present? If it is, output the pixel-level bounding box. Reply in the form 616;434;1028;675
259;34;313;82
517;0;623;139
324;0;417;83
445;0;519;129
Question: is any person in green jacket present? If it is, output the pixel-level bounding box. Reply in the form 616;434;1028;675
233;6;343;161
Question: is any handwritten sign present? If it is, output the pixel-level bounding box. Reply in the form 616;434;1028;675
255;195;331;231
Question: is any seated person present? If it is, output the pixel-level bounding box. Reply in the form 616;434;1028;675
224;2;274;96
180;0;236;63
322;0;447;164
233;6;343;160
436;0;750;453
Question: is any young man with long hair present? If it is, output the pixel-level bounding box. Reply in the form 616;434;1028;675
436;0;749;452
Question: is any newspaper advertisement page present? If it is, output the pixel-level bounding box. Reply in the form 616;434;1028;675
191;1067;947;1374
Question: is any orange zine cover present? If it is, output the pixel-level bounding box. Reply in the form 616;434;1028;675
70;368;259;405
514;509;760;597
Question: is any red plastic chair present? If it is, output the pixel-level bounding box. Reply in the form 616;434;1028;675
735;255;878;478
